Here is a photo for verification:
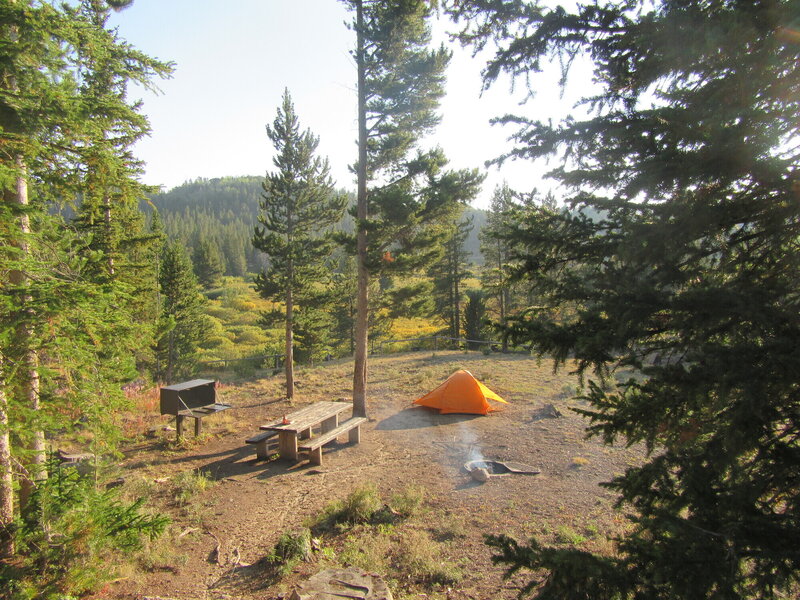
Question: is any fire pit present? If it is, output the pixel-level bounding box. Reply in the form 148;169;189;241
464;460;540;482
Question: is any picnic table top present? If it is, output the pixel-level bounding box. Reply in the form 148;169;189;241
259;401;352;433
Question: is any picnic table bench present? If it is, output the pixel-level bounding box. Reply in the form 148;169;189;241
257;401;365;465
245;430;279;460
298;417;367;465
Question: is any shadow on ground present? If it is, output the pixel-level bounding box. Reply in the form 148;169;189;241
375;406;481;431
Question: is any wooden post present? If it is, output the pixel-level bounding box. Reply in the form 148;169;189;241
176;414;185;439
321;414;338;433
194;417;202;437
348;425;361;444
255;440;271;460
278;431;298;461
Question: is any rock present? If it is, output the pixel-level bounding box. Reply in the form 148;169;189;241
148;424;175;436
471;467;490;483
289;567;393;600
533;403;563;421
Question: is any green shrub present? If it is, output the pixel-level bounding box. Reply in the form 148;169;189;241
0;461;168;599
339;484;382;523
310;484;382;531
268;528;312;575
202;335;236;351
390;485;425;518
233;326;267;346
172;469;214;506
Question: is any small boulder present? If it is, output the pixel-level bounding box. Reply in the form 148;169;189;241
471;467;491;483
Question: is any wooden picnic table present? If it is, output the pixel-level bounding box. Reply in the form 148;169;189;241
260;401;352;461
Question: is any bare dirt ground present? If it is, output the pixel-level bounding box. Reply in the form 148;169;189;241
101;351;642;600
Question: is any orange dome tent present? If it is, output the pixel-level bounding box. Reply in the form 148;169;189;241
413;369;507;415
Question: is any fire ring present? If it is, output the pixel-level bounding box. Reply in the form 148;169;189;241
463;460;541;481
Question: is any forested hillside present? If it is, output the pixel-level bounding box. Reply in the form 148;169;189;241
144;176;487;272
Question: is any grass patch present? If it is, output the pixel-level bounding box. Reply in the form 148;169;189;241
394;529;463;586
390;485;426;518
134;523;188;572
555;525;587;545
432;516;467;542
172;469;214;506
309;483;383;531
339;528;393;573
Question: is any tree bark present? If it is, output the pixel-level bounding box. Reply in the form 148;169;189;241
285;286;295;400
498;245;508;352
352;0;369;418
8;159;45;511
166;329;175;384
0;354;14;558
454;254;461;342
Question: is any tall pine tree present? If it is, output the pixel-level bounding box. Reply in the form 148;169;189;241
345;0;483;416
0;0;170;539
253;90;345;400
450;0;800;597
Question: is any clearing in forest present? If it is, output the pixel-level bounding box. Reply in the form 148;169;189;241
107;351;641;600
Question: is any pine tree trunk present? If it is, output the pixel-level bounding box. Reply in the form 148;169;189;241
285;286;295;400
166;330;175;384
0;355;14;558
498;246;508;352
352;0;369;418
454;259;461;342
0;14;17;551
349;297;355;356
450;245;458;341
8;159;45;511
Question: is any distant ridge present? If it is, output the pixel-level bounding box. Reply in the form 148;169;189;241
145;175;487;264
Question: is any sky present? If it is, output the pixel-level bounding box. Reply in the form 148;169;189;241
109;0;588;209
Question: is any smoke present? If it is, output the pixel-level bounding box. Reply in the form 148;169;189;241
459;422;486;463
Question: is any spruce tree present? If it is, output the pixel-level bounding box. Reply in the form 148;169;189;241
479;183;516;351
253;90;346;400
192;238;224;289
429;216;474;341
0;0;170;527
71;0;167;281
463;289;488;350
156;241;206;383
450;0;800;597
330;255;358;356
345;0;483;416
